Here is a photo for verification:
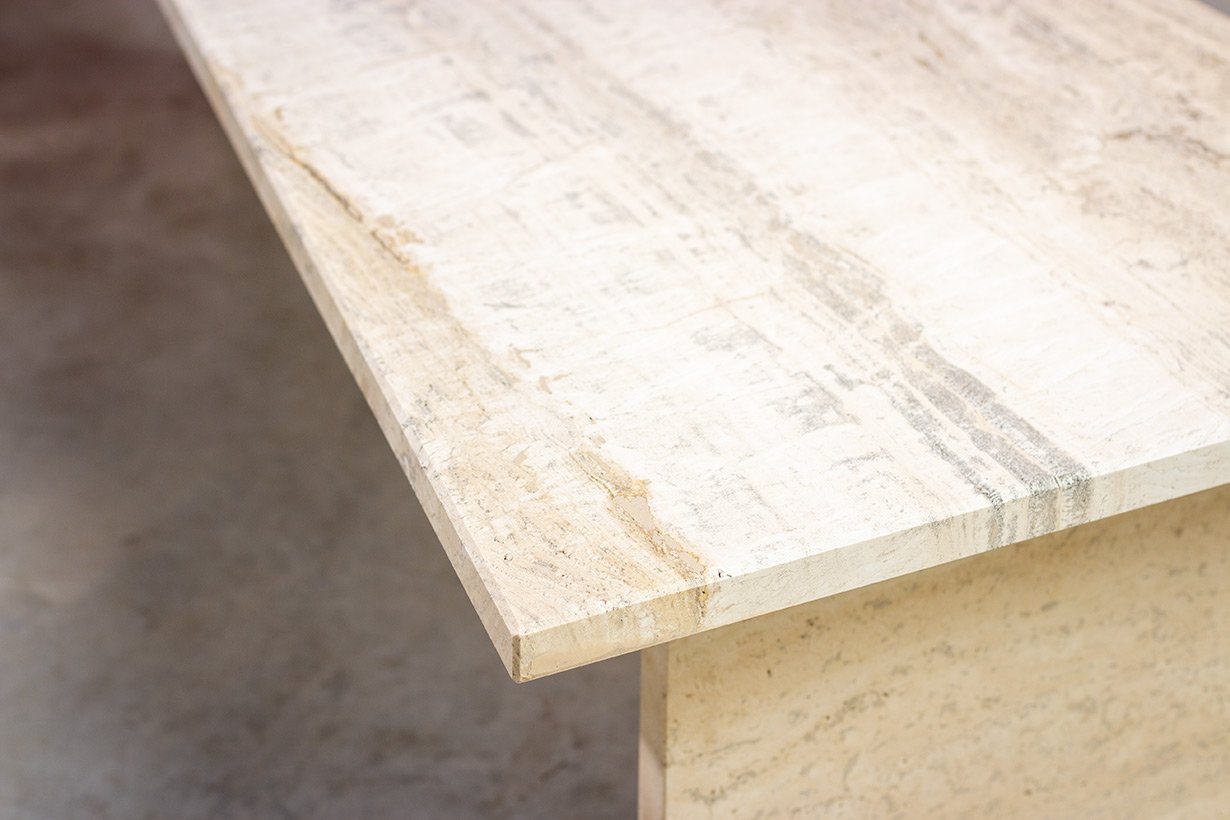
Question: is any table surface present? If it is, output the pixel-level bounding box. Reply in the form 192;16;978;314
160;0;1230;679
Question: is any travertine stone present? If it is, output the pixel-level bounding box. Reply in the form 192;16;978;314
158;0;1230;679
639;485;1230;818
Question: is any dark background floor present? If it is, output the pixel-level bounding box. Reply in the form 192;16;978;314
0;1;636;817
2;0;1228;818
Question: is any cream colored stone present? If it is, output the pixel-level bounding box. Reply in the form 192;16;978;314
157;0;1230;679
640;485;1230;818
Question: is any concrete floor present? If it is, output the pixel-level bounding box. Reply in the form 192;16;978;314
0;1;637;818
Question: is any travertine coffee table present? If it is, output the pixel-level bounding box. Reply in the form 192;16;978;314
158;0;1230;815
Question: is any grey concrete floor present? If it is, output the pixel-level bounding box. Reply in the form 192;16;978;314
0;1;637;818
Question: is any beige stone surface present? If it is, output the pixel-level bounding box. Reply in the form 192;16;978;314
640;486;1230;819
157;0;1230;680
0;2;636;816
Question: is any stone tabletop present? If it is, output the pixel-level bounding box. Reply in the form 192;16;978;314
159;0;1230;679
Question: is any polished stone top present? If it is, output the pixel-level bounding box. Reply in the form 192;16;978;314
161;0;1230;679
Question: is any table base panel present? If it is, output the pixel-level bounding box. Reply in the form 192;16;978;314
640;484;1230;818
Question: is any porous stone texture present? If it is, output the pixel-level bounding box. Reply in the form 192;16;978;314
0;1;635;817
641;485;1230;818
159;0;1230;681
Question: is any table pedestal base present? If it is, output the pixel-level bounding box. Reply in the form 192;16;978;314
639;485;1230;818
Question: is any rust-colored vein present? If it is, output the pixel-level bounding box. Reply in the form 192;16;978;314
250;110;426;270
571;448;709;609
1108;128;1229;167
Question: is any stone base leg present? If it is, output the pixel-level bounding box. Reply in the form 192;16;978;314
639;485;1230;818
